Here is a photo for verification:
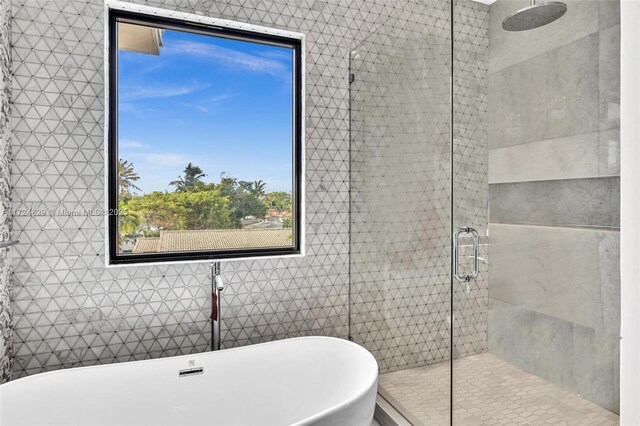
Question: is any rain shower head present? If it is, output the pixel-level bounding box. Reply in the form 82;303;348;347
502;0;567;32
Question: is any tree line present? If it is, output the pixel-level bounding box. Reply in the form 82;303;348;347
118;160;292;244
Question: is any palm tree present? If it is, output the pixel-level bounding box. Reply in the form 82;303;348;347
118;159;141;198
238;180;253;193
170;163;207;191
250;180;267;198
265;192;292;212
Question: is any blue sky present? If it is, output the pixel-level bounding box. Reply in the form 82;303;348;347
118;25;294;194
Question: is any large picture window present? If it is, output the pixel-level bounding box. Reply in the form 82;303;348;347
107;7;303;264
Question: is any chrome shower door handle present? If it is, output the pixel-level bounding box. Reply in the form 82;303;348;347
453;226;480;282
469;227;480;280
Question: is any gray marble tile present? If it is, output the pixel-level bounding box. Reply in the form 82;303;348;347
571;324;619;413
488;131;600;184
599;24;620;131
599;0;620;31
488;298;537;372
532;312;575;388
488;0;600;73
489;299;568;381
614;342;620;415
489;224;614;330
489;177;620;228
599;128;620;176
488;34;600;149
488;297;620;413
599;231;620;336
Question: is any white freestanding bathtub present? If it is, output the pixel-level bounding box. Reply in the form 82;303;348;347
0;337;378;426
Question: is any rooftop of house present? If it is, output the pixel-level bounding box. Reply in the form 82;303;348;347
132;228;293;253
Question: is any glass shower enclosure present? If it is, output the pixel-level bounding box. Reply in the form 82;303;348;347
349;0;620;424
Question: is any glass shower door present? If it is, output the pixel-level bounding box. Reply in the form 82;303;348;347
348;0;620;424
348;1;454;424
451;0;620;424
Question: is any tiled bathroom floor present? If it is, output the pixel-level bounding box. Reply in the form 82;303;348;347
379;353;619;426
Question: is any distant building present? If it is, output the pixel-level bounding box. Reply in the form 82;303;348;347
118;22;164;55
266;209;292;223
132;228;292;253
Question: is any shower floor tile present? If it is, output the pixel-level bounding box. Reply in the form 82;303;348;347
378;353;619;426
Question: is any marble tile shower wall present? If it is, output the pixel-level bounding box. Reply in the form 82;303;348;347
487;0;620;413
0;0;11;383
9;0;418;377
349;0;489;373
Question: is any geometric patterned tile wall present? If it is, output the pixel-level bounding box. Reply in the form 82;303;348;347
451;0;490;362
9;0;411;378
350;0;489;373
0;0;11;384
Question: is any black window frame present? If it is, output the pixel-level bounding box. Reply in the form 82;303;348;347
107;8;303;265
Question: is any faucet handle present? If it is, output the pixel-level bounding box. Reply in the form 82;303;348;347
214;274;224;292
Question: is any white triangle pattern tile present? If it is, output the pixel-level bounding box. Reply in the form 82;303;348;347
9;0;418;378
452;0;490;363
349;0;489;373
0;0;11;383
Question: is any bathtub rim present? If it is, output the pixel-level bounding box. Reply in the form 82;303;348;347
1;336;379;426
285;337;379;426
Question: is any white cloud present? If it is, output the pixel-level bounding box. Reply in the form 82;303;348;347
120;81;209;102
126;153;219;193
181;93;230;114
257;49;293;62
120;139;149;149
119;103;160;115
166;41;289;76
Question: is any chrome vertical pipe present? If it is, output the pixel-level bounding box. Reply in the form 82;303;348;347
210;263;220;351
215;262;223;351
